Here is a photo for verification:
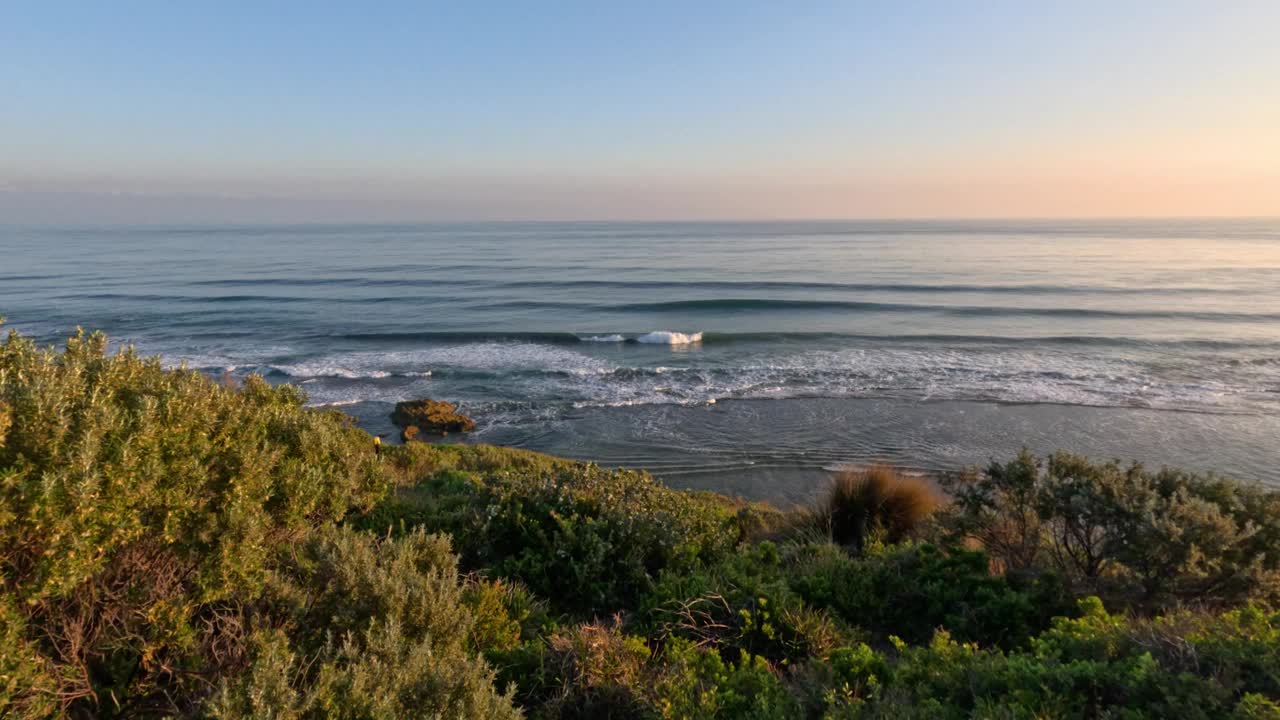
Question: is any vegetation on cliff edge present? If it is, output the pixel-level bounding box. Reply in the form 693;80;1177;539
2;327;1278;718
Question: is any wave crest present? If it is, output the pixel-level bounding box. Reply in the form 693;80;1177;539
637;331;703;345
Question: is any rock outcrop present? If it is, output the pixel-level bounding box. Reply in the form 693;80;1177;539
390;399;476;435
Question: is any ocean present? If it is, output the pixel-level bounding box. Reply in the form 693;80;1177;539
3;219;1278;504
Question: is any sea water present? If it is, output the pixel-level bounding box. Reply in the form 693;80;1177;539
3;219;1278;503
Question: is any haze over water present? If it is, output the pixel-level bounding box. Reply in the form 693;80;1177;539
4;219;1278;503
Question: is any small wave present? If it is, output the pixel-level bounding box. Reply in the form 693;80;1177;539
331;331;588;345
474;343;1276;416
580;334;626;342
316;329;1280;351
164;360;238;372
59;292;418;306
160;355;240;371
637;331;704;345
271;363;392;380
606;298;1280;322
493;278;1245;296
0;274;58;282
1227;357;1280;367
313;399;363;407
269;343;613;380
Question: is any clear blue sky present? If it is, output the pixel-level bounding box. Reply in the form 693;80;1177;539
3;1;1278;221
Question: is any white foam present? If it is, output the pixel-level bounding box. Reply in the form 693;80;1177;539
637;331;703;345
497;343;1270;414
275;343;612;380
300;377;436;408
160;354;239;371
271;361;392;379
580;334;626;342
313;399;362;407
144;343;294;373
411;342;615;374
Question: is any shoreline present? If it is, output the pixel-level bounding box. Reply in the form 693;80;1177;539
341;393;1280;506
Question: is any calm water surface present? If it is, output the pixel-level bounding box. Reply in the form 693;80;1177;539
3;220;1278;503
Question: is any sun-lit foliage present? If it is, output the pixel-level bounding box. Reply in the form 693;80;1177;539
0;327;390;716
940;449;1280;611
3;327;1279;718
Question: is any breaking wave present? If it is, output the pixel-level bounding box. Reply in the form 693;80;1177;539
636;331;703;345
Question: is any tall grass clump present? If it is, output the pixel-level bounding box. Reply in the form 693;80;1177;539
814;465;941;551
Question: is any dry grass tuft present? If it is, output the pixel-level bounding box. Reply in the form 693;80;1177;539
817;465;942;550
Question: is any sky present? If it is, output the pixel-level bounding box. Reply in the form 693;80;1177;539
2;1;1278;222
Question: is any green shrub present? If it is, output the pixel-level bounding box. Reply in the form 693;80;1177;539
649;638;800;719
788;643;890;717
380;440;571;484
360;459;741;616
0;328;391;716
940;451;1280;610
207;526;519;719
788;541;1068;649
462;577;550;656
493;617;653;719
641;541;850;663
805;598;1280;719
0;596;61;720
496;624;801;720
6;324;1280;718
1030;597;1280;704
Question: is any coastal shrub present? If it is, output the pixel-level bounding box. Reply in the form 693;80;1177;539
492;617;653;719
809;465;942;551
462;576;551;656
207;525;519;719
0;327;391;716
496;624;801;720
381;440;571;482
641;541;851;663
470;464;740;615
0;596;61;720
727;500;793;544
7;324;1280;718
811;598;1280;719
653;642;799;720
786;643;891;717
359;458;741;616
1032;597;1280;700
788;541;1068;649
940;450;1280;610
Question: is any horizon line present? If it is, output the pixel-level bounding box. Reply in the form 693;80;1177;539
6;215;1280;229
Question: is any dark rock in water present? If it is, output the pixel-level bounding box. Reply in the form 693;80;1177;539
391;399;476;435
401;425;420;442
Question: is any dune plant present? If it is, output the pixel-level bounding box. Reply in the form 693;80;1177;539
0;327;391;716
940;450;1280;610
358;454;741;617
4;324;1280;718
813;465;942;551
207;526;520;720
